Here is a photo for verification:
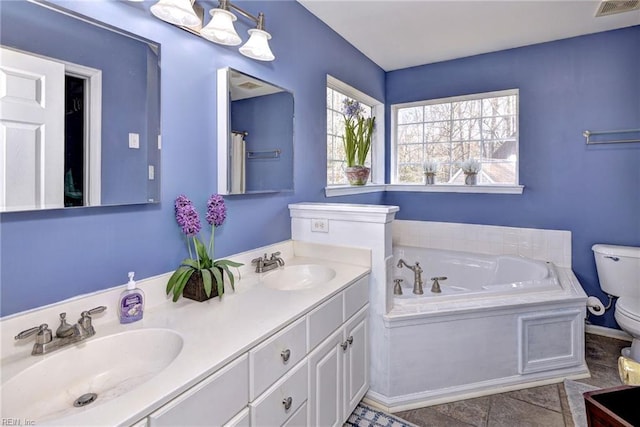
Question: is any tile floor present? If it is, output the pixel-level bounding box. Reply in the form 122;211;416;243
394;333;629;427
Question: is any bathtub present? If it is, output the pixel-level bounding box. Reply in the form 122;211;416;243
393;246;561;303
365;245;588;413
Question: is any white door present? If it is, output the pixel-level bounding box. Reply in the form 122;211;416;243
308;328;343;427
343;307;369;419
0;47;65;211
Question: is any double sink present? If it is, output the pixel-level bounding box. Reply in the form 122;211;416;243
0;263;336;423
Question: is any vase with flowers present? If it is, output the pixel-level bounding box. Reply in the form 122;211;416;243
459;159;482;185
342;99;375;185
166;194;243;302
423;160;438;185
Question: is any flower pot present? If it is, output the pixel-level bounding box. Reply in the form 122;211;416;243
345;166;370;186
183;269;223;302
464;172;478;185
424;172;436;185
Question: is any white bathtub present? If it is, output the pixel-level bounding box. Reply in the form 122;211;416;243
366;245;588;413
393;246;561;303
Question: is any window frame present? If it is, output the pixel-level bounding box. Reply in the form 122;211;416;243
391;89;520;187
326;75;384;191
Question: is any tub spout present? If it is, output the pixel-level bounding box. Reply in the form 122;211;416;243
398;259;424;294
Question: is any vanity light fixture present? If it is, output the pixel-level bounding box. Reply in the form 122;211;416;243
149;0;275;61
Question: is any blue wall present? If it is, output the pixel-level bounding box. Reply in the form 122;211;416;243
384;26;640;329
0;0;157;205
231;92;294;192
0;0;385;316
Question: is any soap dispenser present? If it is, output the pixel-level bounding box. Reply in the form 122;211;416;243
119;272;144;324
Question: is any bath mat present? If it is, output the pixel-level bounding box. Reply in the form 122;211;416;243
564;379;599;427
345;402;419;427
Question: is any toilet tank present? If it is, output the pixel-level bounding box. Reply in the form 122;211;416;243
592;244;640;298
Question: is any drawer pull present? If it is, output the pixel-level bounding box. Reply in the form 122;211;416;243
347;336;354;346
282;396;293;411
341;341;348;351
281;349;291;363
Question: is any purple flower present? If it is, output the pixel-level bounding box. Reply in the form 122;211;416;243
206;194;227;227
174;195;201;237
342;99;363;120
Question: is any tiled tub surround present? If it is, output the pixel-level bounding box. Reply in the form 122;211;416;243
393;220;572;268
0;241;371;426
364;221;588;412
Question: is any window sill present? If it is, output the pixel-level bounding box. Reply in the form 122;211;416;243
325;184;524;197
325;184;387;197
386;184;524;194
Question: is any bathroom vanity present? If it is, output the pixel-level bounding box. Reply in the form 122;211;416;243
0;241;370;426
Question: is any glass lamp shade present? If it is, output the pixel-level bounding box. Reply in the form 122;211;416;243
239;29;275;62
200;9;241;46
150;0;201;27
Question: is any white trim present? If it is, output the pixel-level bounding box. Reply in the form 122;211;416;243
586;324;633;341
325;184;524;197
217;67;229;194
326;75;384;185
66;62;102;207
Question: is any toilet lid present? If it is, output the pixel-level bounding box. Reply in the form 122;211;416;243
617;297;640;322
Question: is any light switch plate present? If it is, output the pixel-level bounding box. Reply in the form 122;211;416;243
148;165;155;180
129;133;140;149
311;218;329;233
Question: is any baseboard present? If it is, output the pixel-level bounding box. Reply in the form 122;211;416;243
585;324;632;341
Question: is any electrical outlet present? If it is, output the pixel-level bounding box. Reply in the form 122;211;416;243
148;165;154;180
311;218;329;233
129;133;139;149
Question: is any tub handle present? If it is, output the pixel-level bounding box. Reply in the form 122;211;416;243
393;279;403;295
430;276;447;293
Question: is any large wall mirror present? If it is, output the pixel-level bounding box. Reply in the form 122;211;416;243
217;68;294;195
0;0;161;212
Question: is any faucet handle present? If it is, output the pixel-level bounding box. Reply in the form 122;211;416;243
15;324;52;344
82;306;107;317
430;276;447;281
270;251;281;259
251;257;264;265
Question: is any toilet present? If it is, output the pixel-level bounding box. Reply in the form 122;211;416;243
592;244;640;362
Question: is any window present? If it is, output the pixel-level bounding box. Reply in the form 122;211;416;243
392;89;519;185
326;76;382;187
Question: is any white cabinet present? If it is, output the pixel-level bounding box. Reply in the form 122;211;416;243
148;354;248;426
308;304;369;427
343;307;369;419
308;328;344;427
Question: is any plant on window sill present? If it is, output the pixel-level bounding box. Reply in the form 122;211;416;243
342;99;375;186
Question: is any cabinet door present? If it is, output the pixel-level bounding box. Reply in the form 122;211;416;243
343;305;369;419
308;328;343;427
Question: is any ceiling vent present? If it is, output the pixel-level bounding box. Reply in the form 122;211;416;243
238;81;262;90
595;0;640;17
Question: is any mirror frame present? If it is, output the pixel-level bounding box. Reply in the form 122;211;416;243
216;67;294;195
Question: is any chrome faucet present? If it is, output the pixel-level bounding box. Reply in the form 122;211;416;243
15;306;106;356
397;259;424;295
252;252;285;273
430;276;447;293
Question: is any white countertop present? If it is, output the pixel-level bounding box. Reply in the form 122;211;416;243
0;241;370;426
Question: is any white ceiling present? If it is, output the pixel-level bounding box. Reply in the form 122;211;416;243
297;1;640;71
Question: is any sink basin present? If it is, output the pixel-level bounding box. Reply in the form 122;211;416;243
1;328;183;422
262;264;336;290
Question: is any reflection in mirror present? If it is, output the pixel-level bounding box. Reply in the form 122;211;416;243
0;1;161;212
217;68;294;195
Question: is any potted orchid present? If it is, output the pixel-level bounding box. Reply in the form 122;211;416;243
423;160;438;185
459;158;482;185
342;99;375;185
166;194;243;302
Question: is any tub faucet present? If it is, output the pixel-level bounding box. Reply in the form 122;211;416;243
430;276;447;293
397;259;424;295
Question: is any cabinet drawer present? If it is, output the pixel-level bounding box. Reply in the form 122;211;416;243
250;317;307;399
307;292;343;351
250;360;308;427
282;401;307;427
223;407;250;427
344;276;368;321
149;354;248;426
